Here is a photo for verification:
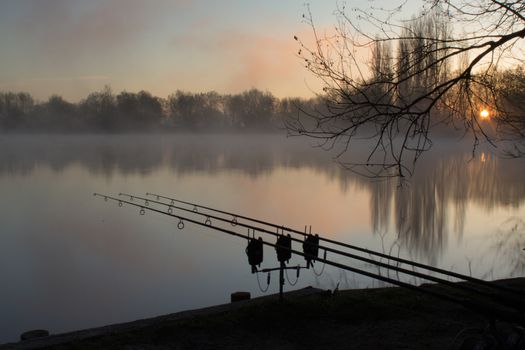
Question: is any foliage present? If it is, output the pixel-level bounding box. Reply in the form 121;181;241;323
0;87;319;133
0;92;34;130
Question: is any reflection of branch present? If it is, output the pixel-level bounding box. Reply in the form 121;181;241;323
465;257;473;277
365;231;412;286
368;149;525;264
488;217;525;277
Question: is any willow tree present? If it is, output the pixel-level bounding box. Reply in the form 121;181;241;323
290;0;525;177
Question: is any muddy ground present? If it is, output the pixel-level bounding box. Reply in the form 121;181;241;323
2;278;524;350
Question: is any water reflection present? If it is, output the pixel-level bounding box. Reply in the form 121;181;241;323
371;150;525;263
489;217;525;277
1;134;524;262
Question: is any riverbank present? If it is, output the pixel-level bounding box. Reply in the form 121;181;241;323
2;278;524;350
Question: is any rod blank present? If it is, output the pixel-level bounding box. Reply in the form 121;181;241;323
94;192;525;325
144;192;524;298
119;193;518;304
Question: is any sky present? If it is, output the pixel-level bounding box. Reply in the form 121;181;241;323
0;0;422;102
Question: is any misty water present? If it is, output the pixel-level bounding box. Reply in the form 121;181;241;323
1;134;524;343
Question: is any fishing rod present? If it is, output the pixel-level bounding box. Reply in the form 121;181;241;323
119;192;524;308
145;192;524;298
93;193;523;326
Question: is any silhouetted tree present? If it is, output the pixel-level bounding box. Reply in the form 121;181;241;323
495;66;525;150
198;91;225;129
167;91;219;130
116;90;163;130
225;89;276;130
291;1;525;177
0;92;34;130
240;89;276;129
224;93;244;129
36;95;77;131
277;97;304;125
80;86;117;131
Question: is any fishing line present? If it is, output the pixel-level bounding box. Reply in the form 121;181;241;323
144;192;524;298
120;193;520;305
94;193;525;326
284;266;300;286
312;249;327;277
256;271;271;293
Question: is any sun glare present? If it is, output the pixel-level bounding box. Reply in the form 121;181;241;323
480;109;490;119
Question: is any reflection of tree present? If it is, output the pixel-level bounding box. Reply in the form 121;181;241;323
394;168;448;265
368;147;525;263
489;217;525;277
370;180;391;235
0;135;524;262
0;135;164;178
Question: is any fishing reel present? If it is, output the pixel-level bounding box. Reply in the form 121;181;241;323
246;237;263;273
275;234;292;263
303;233;320;268
244;227;323;298
245;230;321;273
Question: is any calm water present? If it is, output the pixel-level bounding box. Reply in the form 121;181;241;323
1;134;524;343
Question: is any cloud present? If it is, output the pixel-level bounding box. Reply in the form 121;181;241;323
225;34;300;92
170;29;310;96
2;74;111;101
3;1;324;99
15;0;189;58
19;76;110;83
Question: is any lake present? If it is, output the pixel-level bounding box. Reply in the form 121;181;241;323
1;133;524;343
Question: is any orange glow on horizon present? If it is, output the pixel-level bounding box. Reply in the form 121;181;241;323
480;109;490;120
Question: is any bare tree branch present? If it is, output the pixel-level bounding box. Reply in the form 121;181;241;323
289;1;525;177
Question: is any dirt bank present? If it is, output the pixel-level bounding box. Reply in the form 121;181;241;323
2;278;524;350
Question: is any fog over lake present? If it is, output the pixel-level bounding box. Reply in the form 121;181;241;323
1;134;524;343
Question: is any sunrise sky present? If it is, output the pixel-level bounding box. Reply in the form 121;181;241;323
0;0;326;101
0;0;422;102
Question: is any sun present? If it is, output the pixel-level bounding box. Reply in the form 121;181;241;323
480;109;490;119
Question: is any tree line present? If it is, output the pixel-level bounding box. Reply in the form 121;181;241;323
0;87;321;133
